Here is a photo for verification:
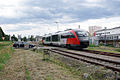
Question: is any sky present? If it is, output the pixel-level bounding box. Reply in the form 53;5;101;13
1;0;120;36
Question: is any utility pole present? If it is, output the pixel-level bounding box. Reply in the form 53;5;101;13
9;35;11;41
104;27;107;46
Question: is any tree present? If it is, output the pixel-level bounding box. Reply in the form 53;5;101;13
11;35;18;41
23;36;27;42
4;35;10;41
0;27;5;41
29;35;35;41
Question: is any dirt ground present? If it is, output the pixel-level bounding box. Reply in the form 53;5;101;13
0;49;80;80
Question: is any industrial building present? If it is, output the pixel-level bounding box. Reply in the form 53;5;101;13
95;27;120;47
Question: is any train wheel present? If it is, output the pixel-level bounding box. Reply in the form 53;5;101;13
61;44;64;48
67;44;71;49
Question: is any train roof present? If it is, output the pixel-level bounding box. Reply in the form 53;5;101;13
72;29;87;32
43;29;88;37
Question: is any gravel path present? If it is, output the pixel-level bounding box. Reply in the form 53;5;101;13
0;49;80;80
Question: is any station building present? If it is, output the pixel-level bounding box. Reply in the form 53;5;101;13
95;27;120;47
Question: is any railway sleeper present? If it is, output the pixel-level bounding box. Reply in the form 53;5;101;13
50;49;120;72
80;56;120;68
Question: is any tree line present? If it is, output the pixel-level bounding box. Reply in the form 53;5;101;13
11;35;36;42
0;27;36;41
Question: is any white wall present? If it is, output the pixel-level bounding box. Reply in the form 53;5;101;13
96;28;120;36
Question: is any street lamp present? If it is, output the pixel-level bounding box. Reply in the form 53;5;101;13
55;21;59;30
78;25;80;29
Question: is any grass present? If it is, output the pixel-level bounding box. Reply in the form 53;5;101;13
34;49;82;79
116;48;120;52
88;46;120;53
45;75;52;80
0;41;12;46
25;69;30;80
33;48;114;80
89;44;99;47
0;41;14;71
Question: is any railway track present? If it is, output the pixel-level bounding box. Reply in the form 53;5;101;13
49;48;120;72
43;45;120;58
82;49;120;58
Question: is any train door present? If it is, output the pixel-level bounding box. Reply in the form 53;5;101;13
60;33;67;46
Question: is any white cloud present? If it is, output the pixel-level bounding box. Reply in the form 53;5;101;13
0;0;27;18
81;3;103;7
1;22;58;36
32;7;44;11
0;0;120;37
85;0;104;3
0;0;26;6
2;16;120;36
0;7;28;18
77;16;120;30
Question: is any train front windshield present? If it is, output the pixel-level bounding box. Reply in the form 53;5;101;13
76;31;88;37
75;31;89;41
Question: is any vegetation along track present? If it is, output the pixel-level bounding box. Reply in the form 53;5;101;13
49;48;120;72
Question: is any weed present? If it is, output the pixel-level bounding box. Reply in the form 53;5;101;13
25;69;30;80
45;75;52;80
0;63;4;71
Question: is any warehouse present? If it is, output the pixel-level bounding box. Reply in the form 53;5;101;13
95;27;120;47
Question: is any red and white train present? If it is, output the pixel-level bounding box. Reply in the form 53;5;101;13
42;29;89;48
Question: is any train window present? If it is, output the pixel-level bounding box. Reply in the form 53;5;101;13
48;36;51;41
46;37;49;41
61;32;75;38
61;33;68;38
46;36;51;41
69;32;75;38
42;37;45;40
52;35;59;41
61;35;66;38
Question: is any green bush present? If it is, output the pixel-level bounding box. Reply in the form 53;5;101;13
106;44;114;47
89;44;99;47
116;49;120;52
99;43;104;46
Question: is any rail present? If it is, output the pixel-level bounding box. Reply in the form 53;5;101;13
49;48;120;72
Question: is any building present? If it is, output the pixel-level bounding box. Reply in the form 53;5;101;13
18;35;21;41
89;26;102;36
95;27;120;47
35;36;42;42
89;26;102;44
